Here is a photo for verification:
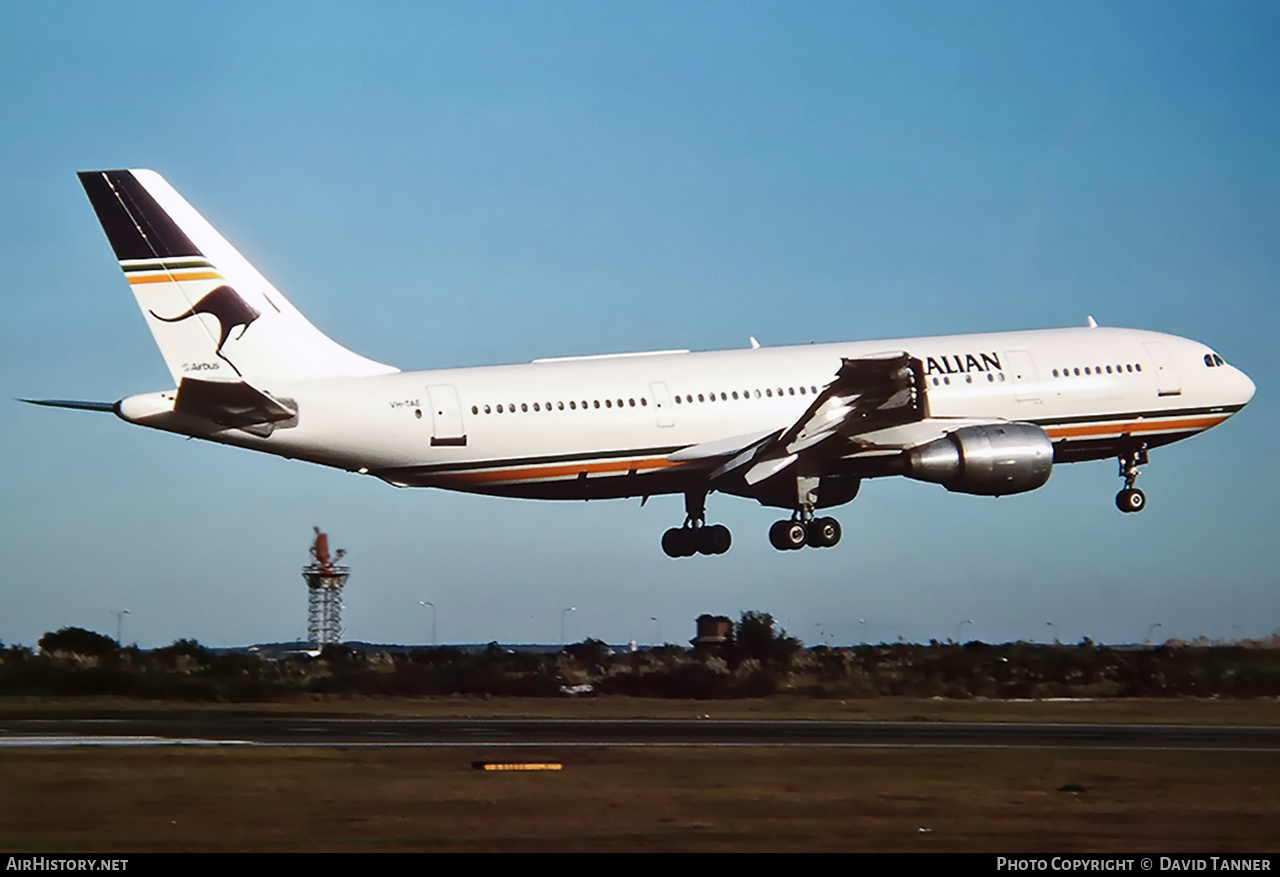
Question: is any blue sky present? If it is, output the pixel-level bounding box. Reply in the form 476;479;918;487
2;1;1277;649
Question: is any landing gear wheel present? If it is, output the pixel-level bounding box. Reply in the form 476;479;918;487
808;517;842;548
699;524;732;555
1116;488;1146;514
769;520;808;551
662;527;697;558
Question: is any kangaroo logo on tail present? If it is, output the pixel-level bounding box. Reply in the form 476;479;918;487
150;285;260;377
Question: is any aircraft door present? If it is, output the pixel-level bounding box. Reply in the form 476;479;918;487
425;384;467;446
650;382;675;427
1142;342;1182;397
1003;349;1041;403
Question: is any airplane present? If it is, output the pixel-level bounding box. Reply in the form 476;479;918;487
25;169;1256;557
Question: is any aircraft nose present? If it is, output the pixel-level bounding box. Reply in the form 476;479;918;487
1235;367;1256;406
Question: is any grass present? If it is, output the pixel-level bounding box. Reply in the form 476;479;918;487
1;746;1276;852
0;694;1278;724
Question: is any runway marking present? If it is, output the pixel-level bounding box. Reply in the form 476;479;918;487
0;736;252;747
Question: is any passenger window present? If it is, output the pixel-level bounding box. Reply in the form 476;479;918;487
799;386;806;395
1073;368;1080;376
496;404;504;413
766;389;773;397
484;404;491;414
569;401;576;410
732;391;739;400
1135;363;1142;372
675;396;682;405
471;405;478;415
788;387;795;395
521;403;528;412
720;392;726;401
698;394;704;403
1052;369;1059;377
1106;366;1112;374
1084;368;1091;375
533;403;540;412
640;398;647;406
605;399;612;408
593;400;600;409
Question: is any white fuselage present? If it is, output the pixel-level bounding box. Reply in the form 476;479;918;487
117;325;1254;503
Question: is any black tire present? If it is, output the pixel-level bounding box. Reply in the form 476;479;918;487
662;527;695;557
1115;488;1146;513
809;517;841;548
702;524;732;555
769;520;807;550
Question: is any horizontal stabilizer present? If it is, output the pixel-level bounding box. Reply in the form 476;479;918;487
19;399;116;413
173;378;296;428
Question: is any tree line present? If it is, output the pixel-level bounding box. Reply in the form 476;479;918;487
2;613;1278;701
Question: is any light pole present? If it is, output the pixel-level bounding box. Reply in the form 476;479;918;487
560;606;576;646
114;609;130;645
955;618;973;643
649;616;661;646
1046;621;1056;643
1146;622;1163;645
419;601;437;647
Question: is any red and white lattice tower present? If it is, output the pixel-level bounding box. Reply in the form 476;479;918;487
302;527;349;647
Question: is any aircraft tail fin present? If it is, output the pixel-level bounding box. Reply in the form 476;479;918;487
78;170;398;385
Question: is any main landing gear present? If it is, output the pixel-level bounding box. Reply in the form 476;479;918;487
662;491;732;558
768;475;842;551
1115;445;1149;513
768;515;842;550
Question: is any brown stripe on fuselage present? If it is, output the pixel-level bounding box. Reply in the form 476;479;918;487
429;455;687;487
1045;415;1227;440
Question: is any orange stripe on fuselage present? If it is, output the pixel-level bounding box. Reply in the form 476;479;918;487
431;456;685;486
126;271;223;284
1044;415;1227;440
426;415;1230;487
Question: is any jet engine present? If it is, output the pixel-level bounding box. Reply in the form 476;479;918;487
903;423;1053;496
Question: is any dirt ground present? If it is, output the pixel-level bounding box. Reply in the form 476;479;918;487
0;746;1276;852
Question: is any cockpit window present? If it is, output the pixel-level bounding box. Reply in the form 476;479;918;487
1213;354;1225;366
1205;353;1215;367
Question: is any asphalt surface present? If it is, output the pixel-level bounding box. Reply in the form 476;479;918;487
1;717;1278;749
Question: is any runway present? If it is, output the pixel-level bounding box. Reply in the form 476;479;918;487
1;717;1277;750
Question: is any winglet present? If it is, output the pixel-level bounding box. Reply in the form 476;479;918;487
1086;315;1098;328
749;336;761;349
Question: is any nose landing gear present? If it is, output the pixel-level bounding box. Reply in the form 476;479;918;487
1115;445;1149;513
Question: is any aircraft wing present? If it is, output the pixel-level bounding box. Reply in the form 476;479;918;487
663;352;928;485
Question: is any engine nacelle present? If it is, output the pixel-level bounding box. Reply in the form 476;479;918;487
904;423;1053;496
